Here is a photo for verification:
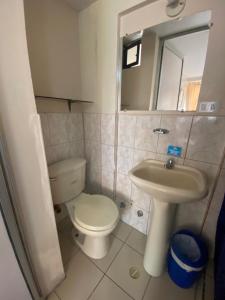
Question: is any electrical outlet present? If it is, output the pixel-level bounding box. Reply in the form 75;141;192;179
199;102;216;112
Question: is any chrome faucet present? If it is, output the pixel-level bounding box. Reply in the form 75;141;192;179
165;158;175;169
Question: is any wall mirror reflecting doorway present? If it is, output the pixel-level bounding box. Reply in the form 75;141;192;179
120;11;211;112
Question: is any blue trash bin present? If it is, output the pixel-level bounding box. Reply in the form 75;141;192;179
168;230;208;288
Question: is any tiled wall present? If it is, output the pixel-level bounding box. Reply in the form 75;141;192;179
40;111;225;256
83;113;116;197
40;113;84;165
116;114;225;249
40;112;116;197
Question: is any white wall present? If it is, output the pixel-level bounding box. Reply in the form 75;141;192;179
120;0;225;114
169;30;209;81
0;0;64;296
0;212;32;300
24;0;81;100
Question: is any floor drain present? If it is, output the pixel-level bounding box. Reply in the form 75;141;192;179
129;267;140;279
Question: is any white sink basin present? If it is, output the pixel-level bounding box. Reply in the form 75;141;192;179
129;160;208;203
128;159;208;277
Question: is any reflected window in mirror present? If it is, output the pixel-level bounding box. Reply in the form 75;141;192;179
123;39;142;69
120;11;211;112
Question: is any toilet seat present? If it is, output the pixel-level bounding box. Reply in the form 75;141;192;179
67;193;119;232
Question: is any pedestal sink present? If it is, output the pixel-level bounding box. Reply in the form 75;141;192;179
128;160;208;277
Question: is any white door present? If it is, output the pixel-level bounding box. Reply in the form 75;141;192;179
157;45;183;110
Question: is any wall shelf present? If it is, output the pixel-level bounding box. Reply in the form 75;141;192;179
35;96;93;112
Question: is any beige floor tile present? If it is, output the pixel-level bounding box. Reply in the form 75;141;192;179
56;251;103;300
47;292;60;300
107;244;150;300
126;229;146;255
89;276;132;300
113;221;132;242
57;216;73;232
196;272;214;300
91;236;123;272
143;273;195;300
58;226;79;266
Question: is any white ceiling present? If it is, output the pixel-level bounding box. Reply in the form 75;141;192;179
64;0;97;11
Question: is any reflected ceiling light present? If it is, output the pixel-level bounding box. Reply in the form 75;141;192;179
166;0;186;17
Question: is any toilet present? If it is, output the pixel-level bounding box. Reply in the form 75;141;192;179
48;158;119;259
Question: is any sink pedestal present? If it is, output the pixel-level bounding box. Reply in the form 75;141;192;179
143;199;176;277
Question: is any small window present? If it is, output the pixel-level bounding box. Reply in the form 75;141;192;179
123;40;142;69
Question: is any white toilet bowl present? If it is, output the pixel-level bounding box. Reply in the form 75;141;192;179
66;193;119;259
48;158;119;259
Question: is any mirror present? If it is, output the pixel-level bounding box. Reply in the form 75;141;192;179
120;11;211;112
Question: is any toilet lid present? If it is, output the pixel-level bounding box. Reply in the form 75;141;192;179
74;194;119;231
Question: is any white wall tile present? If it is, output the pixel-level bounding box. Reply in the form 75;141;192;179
101;114;115;146
40;113;50;147
129;203;149;235
135;115;161;152
186;116;225;164
86;165;102;194
118;115;136;147
157;116;192;157
67;113;83;142
175;201;207;233
69;140;85;159
48;113;68;145
133;149;156;166
116;200;133;227
102;170;114;198
84;113;101;142
46;143;71;165
85;140;101;171
116;173;132;202
155;153;184;165
131;184;152;212
117;146;133;175
102;145;115;173
184;159;219;204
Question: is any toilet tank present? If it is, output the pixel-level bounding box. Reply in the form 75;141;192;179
48;158;86;205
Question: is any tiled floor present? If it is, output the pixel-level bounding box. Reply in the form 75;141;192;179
49;218;214;300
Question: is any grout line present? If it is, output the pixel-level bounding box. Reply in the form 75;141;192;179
104;239;125;274
113;112;119;202
86;273;105;300
141;276;152;300
86;236;125;275
124;242;146;258
155;113;162;153
63;249;81;271
200;163;224;234
99;114;103;195
104;274;136;300
183;115;194;161
124;227;133;242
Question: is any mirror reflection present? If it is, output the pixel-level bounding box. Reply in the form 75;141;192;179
121;11;211;112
